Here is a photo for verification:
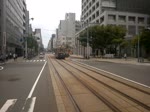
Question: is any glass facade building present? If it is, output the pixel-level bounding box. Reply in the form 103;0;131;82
0;0;26;56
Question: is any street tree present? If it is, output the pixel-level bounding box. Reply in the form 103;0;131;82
140;29;150;58
79;25;126;56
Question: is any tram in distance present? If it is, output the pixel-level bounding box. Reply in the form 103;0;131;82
55;47;69;59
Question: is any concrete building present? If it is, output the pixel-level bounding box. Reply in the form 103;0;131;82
57;13;77;48
56;13;82;55
81;0;150;24
75;0;150;56
33;29;44;53
0;0;27;56
47;34;56;52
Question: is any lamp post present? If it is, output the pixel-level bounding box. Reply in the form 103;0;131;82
25;18;34;59
137;35;140;62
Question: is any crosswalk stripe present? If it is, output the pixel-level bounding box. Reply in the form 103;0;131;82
25;60;45;62
0;99;17;112
22;97;36;112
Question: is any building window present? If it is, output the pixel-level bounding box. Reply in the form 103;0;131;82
108;15;116;22
96;19;99;23
118;15;126;22
100;16;104;23
92;14;95;20
92;0;95;4
128;16;135;23
92;6;95;12
138;17;145;24
96;2;99;8
96;11;99;17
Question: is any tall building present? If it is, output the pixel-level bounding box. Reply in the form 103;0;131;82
77;0;150;56
33;29;44;52
57;13;82;50
81;0;150;23
57;13;76;48
0;0;27;56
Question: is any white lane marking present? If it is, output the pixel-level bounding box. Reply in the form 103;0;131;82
27;61;47;98
33;60;36;62
76;61;150;89
27;97;36;112
0;66;4;70
0;99;17;112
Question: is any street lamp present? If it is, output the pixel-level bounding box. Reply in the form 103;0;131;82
25;18;34;59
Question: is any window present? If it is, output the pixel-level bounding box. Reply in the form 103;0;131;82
92;14;95;20
96;2;99;8
108;15;116;22
118;15;126;22
138;17;145;24
128;16;135;23
96;11;99;17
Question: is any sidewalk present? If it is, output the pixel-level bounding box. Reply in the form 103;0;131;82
70;55;150;66
0;57;25;65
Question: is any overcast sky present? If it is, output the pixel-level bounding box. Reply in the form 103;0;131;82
26;0;81;48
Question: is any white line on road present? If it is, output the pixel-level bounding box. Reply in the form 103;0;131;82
27;97;36;112
0;66;4;70
0;99;17;112
27;61;47;98
76;61;150;89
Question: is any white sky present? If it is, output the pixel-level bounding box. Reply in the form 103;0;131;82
26;0;81;48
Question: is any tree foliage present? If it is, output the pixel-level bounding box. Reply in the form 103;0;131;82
27;36;38;53
78;25;126;55
140;29;150;56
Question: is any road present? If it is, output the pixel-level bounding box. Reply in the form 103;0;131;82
80;60;150;86
0;59;57;112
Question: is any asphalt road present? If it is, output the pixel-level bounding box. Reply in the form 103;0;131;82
80;60;150;87
0;60;57;112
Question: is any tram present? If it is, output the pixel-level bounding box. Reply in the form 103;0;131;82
55;47;66;59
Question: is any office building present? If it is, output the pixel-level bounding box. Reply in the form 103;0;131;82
0;0;27;56
33;29;44;52
75;0;150;56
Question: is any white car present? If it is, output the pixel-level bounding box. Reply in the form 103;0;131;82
39;53;44;58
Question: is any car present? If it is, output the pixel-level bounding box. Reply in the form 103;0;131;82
39;53;44;58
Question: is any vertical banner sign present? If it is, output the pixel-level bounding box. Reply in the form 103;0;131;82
3;32;6;47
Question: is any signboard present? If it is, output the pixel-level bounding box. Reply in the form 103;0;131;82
3;32;6;47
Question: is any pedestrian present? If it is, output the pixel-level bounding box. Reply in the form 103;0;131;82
124;53;127;60
13;53;16;61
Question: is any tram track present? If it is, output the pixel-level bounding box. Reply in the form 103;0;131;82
48;57;81;112
49;57;122;112
69;60;150;95
54;61;122;112
48;56;150;112
61;60;150;111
